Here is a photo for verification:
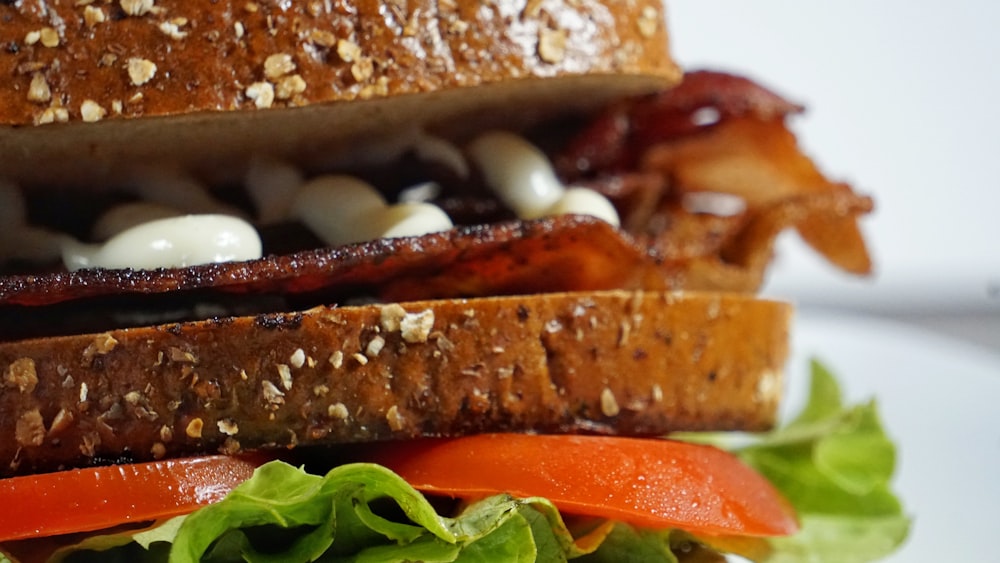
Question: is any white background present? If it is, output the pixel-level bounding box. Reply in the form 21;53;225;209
669;1;1000;351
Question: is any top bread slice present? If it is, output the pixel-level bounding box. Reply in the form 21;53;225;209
0;290;790;477
0;0;680;190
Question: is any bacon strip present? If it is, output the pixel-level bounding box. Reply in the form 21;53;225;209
558;70;873;287
556;70;805;176
0;217;670;308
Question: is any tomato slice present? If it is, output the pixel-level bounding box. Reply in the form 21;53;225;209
362;434;798;537
0;455;261;541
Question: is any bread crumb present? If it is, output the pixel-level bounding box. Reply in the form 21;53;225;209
312;384;329;397
220;437;242;455
244;1;258;12
351;352;369;365
328;402;349;419
79;382;89;403
380;303;407;332
99;52;119;67
309;29;337;47
328;350;344;369
264;53;296;79
36;106;69;125
80;432;100;457
755;369;779;402
82;333;118;364
651;383;663;403
276;364;293;390
4;358;38;394
24;31;41;46
159;425;173;442
150;441;166;459
600;387;620;417
538;27;567;64
16;410;45;447
275;74;306;100
185;418;204;439
48;409;74;437
336;39;362;63
80;99;106;122
617;320;631;347
351;57;374;82
83;5;105;27
38;27;59;47
234;21;245;39
637;6;660;38
127;57;157;86
261;380;286;405
359;76;389;99
400;310;435;343
386;405;406;431
159;20;188;40
523;0;544;18
366;335;385;358
168;347;197;364
289;348;306;369
246;82;274;109
217;418;239;436
120;0;154;17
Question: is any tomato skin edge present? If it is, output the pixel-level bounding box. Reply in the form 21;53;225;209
360;434;800;538
0;455;261;542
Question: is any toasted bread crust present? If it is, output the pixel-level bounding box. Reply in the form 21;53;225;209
0;0;680;189
0;290;789;476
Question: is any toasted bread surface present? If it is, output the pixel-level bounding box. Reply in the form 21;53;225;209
0;0;680;189
0;290;790;476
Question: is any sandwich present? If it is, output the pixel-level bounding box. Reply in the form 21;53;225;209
0;0;907;561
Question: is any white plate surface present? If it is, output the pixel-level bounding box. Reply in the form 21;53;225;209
789;310;1000;562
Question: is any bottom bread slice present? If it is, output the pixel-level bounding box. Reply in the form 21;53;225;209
0;290;790;476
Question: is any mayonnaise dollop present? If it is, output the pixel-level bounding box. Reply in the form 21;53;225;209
63;214;262;271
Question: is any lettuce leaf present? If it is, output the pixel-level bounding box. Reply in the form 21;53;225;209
684;360;911;562
5;360;907;563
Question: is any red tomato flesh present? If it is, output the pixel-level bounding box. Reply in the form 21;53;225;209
0;455;260;541
0;435;797;543
362;434;798;538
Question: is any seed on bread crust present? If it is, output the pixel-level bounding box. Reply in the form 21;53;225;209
185;418;204;439
246;82;275;109
538;27;568;64
263;53;295;80
79;100;106;122
120;0;154;17
127;58;157;86
4;358;37;394
600;387;620;417
217;419;239;436
27;74;50;103
16;410;45;447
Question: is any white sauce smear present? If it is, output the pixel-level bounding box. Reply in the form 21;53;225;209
62;214;262;271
